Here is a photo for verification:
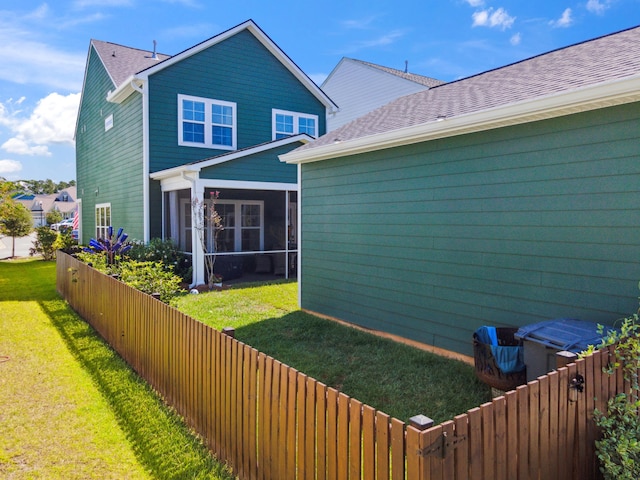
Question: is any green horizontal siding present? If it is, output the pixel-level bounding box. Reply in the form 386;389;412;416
148;30;326;173
199;143;300;183
300;102;640;356
76;47;145;243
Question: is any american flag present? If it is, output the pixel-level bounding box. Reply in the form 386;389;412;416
72;206;79;230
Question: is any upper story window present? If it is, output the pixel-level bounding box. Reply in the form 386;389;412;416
272;109;318;140
178;94;236;150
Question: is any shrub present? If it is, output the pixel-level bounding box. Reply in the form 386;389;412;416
54;228;77;252
118;260;184;304
127;238;192;283
592;282;640;480
30;226;58;260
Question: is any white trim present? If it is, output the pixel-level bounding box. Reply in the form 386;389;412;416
281;74;640;165
150;134;312;181
296;163;302;305
178;94;237;150
140;80;150;242
272;109;319;139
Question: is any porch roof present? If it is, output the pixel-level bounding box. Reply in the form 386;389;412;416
150;134;311;182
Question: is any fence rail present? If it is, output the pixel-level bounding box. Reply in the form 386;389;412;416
57;252;621;479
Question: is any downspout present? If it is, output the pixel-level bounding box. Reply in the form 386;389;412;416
182;171;200;289
130;78;151;243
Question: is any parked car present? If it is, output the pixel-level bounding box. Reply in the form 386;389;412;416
51;218;74;231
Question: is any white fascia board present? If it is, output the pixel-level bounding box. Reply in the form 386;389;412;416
150;134;311;181
281;74;640;165
200;179;298;191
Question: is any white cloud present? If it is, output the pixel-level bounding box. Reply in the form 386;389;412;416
2;138;51;156
0;159;22;175
0;6;89;92
510;32;522;45
465;0;485;6
338;30;407;54
586;0;611;14
472;8;515;30
550;8;573;28
1;92;80;158
341;16;379;30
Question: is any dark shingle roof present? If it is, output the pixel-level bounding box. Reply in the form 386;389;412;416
351;58;445;88
91;39;171;88
299;25;640;152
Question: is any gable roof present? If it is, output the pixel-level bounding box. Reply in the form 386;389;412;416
100;20;336;111
282;25;640;164
324;58;444;88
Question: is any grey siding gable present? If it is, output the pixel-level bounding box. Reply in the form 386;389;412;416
76;46;145;242
300;102;640;356
147;29;327;173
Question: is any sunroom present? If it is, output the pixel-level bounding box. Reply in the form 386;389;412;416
150;136;305;287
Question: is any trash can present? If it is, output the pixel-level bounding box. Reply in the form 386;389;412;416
473;326;527;393
515;318;614;382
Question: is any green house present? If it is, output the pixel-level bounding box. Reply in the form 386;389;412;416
281;26;640;357
76;20;336;286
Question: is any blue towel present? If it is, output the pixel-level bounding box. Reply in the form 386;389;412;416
475;326;525;374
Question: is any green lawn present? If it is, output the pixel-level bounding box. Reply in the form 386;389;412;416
174;280;491;424
0;259;235;479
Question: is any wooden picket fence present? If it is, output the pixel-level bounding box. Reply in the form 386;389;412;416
56;252;624;479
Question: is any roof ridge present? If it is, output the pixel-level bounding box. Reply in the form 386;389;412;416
431;24;640;91
348;57;444;87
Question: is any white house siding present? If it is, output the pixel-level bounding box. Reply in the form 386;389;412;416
322;59;430;131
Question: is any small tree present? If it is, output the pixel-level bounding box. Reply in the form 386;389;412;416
191;191;224;289
0;198;33;258
46;210;62;226
30;226;58;260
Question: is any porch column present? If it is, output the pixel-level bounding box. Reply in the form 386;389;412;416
191;181;206;286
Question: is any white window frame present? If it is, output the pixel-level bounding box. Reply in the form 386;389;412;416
95;203;111;239
272;109;318;140
209;199;264;253
178;94;237;150
104;114;113;131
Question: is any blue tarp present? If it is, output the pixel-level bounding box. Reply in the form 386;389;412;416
475;326;525;374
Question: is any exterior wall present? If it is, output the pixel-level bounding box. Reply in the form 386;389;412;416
322;59;429;131
199;143;301;183
147;30;327;174
299;102;640;356
76;47;145;243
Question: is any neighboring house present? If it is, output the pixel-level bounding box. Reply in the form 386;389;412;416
281;26;640;357
76;20;337;286
14;187;78;227
322;57;444;131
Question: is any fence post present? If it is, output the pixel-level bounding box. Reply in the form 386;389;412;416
409;414;434;431
556;351;578;369
222;327;235;338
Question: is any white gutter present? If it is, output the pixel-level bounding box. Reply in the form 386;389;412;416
281;74;640;164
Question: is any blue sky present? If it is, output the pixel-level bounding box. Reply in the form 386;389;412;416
0;0;638;183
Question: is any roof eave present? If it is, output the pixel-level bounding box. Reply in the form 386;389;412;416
281;74;640;165
106;75;143;103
